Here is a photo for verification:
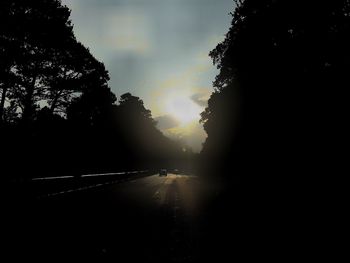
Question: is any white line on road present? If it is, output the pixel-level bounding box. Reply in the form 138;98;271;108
37;173;155;199
32;176;74;181
81;172;126;177
33;170;150;181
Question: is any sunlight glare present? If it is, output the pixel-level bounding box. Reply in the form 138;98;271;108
164;93;202;125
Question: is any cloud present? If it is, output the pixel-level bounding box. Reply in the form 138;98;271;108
102;8;153;55
155;114;208;152
164;122;208;153
190;93;208;107
155;114;180;130
62;0;233;151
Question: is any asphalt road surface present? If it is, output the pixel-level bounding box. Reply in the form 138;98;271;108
5;174;320;262
6;174;223;262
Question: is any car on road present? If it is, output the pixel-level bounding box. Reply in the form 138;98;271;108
159;169;167;176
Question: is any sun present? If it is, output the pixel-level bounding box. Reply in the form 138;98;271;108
164;94;202;125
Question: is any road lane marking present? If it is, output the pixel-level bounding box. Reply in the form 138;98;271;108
32;176;74;181
36;174;155;199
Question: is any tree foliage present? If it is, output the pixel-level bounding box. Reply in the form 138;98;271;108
201;0;350;177
0;0;194;180
198;3;350;257
0;0;112;123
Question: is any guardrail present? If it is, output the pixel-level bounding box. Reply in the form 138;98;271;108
14;170;155;199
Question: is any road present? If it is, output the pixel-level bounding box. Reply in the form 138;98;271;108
6;174;222;262
6;174;311;261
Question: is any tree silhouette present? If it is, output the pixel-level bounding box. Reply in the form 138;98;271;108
2;0;75;123
0;1;22;124
198;2;350;259
115;93;191;170
44;42;106;115
201;0;350;179
117;92;156;134
0;0;196;182
0;0;103;124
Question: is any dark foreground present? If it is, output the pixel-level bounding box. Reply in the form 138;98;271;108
5;174;228;262
4;174;335;262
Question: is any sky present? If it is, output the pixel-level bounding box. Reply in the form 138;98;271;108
61;0;234;152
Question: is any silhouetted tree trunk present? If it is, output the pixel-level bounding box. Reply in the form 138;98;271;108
0;86;7;124
21;74;37;123
49;91;62;114
0;67;10;125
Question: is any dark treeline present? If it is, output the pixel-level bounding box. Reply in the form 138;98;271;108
198;0;348;260
201;0;349;182
0;0;193;182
